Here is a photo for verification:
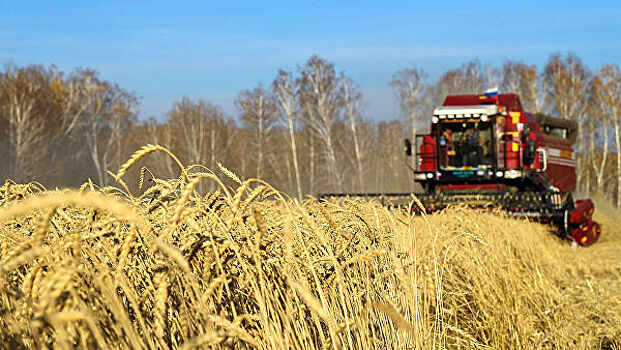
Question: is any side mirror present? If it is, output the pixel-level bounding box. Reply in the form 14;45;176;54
404;139;412;156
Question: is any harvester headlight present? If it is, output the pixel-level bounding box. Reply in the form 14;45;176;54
504;170;521;179
414;173;427;180
495;171;504;177
432;116;439;124
426;172;434;179
481;114;488;122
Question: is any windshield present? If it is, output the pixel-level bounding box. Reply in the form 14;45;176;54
438;121;494;169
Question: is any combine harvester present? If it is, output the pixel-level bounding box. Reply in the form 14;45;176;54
323;92;601;246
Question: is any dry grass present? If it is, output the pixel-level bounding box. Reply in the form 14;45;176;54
0;145;620;349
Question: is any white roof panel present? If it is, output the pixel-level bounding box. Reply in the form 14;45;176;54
433;104;499;117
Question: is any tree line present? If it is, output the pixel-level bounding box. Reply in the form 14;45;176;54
0;54;619;207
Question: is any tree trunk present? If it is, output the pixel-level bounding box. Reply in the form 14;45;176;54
288;117;303;200
349;117;364;191
324;132;341;192
309;132;315;194
88;128;105;186
586;123;595;195
410;111;418;190
614;114;621;209
257;119;264;179
594;119;609;192
210;125;217;192
576;120;584;194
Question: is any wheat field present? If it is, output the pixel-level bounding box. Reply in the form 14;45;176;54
0;145;620;349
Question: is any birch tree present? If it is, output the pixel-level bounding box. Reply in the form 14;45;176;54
78;70;108;185
168;97;212;165
543;54;592;192
107;85;137;175
461;60;485;93
53;70;91;140
47;70;89;178
340;77;365;190
167;97;231;191
585;76;608;194
0;65;53;181
501;61;540;111
427;60;484;109
272;70;303;199
297;56;344;192
145;117;175;178
390;66;426;170
597;64;621;207
235;85;277;179
375;120;409;192
76;70;137;185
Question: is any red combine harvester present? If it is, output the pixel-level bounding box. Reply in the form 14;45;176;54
322;92;601;246
408;92;600;246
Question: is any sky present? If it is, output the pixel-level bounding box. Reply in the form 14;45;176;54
1;1;620;121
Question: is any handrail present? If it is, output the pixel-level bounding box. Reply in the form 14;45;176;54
537;148;547;172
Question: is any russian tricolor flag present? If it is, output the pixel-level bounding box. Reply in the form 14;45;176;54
484;87;499;98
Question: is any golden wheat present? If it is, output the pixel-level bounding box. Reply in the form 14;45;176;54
0;147;619;349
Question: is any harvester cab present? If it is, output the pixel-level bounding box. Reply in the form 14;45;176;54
406;93;601;246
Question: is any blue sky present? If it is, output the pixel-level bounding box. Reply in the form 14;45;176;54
1;1;620;121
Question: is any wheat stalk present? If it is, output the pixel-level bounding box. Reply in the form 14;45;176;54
154;269;169;343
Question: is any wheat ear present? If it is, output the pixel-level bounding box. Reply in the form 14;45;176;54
116;144;185;180
217;162;242;184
